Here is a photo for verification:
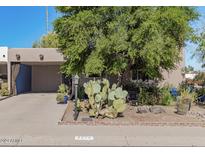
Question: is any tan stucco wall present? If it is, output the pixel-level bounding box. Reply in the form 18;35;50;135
8;48;65;62
160;50;185;87
6;48;65;93
31;65;62;92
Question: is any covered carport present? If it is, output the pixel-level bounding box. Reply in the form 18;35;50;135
8;48;65;95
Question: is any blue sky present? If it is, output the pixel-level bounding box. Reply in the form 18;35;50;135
0;6;204;71
185;6;205;71
0;6;57;48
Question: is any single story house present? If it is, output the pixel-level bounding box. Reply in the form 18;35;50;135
0;47;185;95
0;47;65;95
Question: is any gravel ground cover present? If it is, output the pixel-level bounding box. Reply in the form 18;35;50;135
60;102;205;127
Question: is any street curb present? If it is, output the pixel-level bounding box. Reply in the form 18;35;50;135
58;120;205;127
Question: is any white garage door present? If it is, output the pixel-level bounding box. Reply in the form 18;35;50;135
31;65;62;92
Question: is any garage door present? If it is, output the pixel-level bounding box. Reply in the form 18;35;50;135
31;65;62;92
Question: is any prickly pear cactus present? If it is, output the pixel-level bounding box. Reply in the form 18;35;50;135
108;91;115;101
89;109;97;117
95;94;102;103
82;78;128;119
104;107;118;118
93;82;101;94
113;99;127;113
108;87;128;101
111;83;117;90
83;80;101;96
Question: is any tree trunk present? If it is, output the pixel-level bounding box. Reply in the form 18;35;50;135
119;63;133;87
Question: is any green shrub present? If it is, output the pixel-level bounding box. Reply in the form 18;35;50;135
57;84;69;94
137;84;175;106
159;86;173;106
193;72;205;86
78;86;85;99
176;89;197;114
178;81;192;92
56;84;69;102
56;93;65;102
0;83;9;96
195;88;205;97
180;89;197;103
137;85;160;105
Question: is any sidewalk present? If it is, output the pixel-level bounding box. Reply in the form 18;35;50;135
1;125;205;146
0;93;205;146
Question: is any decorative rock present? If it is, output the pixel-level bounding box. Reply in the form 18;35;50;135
81;117;93;122
149;106;166;114
136;106;150;114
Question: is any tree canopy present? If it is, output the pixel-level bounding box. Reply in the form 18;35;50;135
182;65;194;74
32;32;59;48
195;31;205;68
54;6;199;79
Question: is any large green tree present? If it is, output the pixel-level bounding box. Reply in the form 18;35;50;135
54;7;199;81
182;65;194;74
196;31;205;68
32;32;59;48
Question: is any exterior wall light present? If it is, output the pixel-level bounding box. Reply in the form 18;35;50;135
39;54;44;61
16;54;20;61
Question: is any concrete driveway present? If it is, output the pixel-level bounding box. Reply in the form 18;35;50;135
1;93;205;146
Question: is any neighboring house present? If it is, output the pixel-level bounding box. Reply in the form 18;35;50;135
160;50;185;87
0;47;185;95
185;72;198;80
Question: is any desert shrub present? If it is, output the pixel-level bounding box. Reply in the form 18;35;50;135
0;83;9;96
137;85;160;105
56;93;65;102
78;86;86;99
57;84;69;94
193;72;205;86
195;88;205;97
56;84;69;102
123;81;139;91
177;89;197;114
178;81;194;92
159;86;173;106
180;89;197;103
124;80;160;105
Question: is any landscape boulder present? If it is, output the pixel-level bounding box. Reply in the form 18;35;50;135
149;106;166;114
136;106;150;113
